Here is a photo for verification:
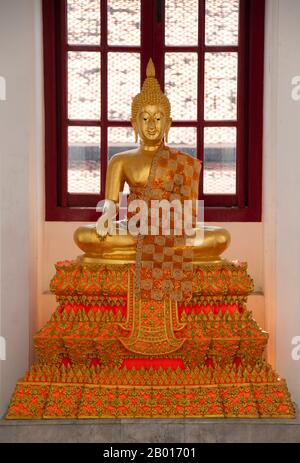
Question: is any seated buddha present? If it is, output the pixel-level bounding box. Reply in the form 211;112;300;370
74;59;230;265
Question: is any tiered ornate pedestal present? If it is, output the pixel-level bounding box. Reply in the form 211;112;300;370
7;260;295;419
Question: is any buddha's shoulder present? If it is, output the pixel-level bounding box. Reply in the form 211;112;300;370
108;149;139;165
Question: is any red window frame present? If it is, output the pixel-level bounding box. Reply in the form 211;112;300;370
43;0;264;221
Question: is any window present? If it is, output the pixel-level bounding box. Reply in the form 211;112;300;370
44;0;264;221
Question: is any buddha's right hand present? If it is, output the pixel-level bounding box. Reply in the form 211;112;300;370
96;199;117;238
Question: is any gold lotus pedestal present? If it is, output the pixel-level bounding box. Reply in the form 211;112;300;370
6;258;295;419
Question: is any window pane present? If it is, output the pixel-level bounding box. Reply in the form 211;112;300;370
205;0;239;46
108;127;137;160
68;52;100;120
165;0;198;46
68;126;100;194
165;53;198;121
67;0;100;45
204;52;237;120
108;127;136;199
168;127;197;157
107;0;140;46
203;127;236;194
108;53;140;120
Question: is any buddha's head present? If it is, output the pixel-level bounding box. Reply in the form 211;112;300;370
131;59;172;146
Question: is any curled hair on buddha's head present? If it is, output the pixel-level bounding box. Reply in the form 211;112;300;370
131;58;171;122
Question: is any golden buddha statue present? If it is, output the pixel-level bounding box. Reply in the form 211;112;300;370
74;59;230;264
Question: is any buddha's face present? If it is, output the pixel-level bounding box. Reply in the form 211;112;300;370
132;104;171;146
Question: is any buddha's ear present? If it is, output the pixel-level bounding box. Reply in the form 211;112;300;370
131;118;138;143
165;118;172;143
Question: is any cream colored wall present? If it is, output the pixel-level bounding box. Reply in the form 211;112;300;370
263;0;300;410
38;222;264;329
0;0;43;416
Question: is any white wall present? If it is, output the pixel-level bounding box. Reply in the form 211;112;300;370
0;0;43;417
263;0;300;410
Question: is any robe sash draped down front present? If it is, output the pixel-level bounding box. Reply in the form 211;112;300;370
119;146;201;355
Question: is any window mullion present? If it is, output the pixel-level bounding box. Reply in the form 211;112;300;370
60;0;69;207
236;0;248;208
198;0;206;199
100;0;108;198
141;0;155;81
152;0;165;89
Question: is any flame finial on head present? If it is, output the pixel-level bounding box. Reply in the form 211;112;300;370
131;58;171;121
146;58;155;78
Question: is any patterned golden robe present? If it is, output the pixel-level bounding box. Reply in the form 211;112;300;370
119;146;201;355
